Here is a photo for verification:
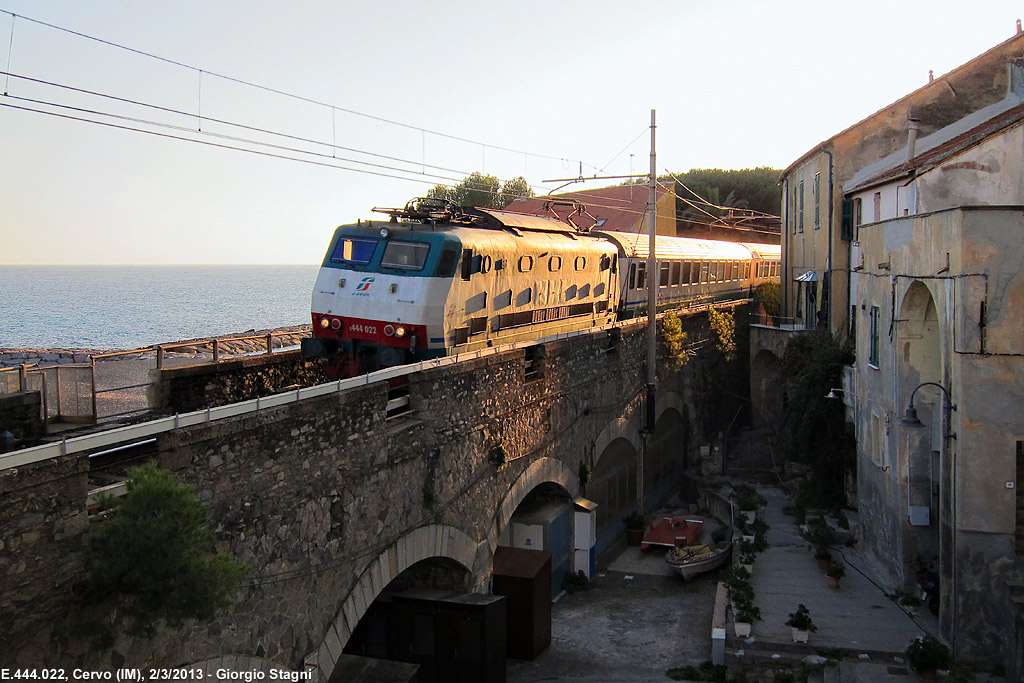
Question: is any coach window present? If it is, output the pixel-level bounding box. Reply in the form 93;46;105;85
519;255;534;272
574;256;586;270
670;262;681;285
700;262;710;284
681;261;691;284
659;262;670;287
549;255;562;271
628;263;637;290
743;262;750;279
637;262;647;289
717;262;726;282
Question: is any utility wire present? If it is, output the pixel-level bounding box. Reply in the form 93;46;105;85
1;74;470;182
0;9;592;168
0;100;465;186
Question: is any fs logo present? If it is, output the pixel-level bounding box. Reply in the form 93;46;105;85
353;277;375;295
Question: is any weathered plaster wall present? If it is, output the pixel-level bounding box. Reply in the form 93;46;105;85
852;207;1023;672
918;124;1024;213
780;32;1024;335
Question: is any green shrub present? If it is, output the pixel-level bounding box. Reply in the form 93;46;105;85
83;463;249;637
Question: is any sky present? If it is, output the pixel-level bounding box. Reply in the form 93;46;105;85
0;1;1021;265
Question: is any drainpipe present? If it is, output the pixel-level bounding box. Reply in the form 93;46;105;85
781;178;789;318
824;149;834;333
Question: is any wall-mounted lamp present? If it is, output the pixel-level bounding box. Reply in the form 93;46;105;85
901;381;957;439
824;388;844;400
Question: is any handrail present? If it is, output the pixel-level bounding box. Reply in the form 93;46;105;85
1;300;738;471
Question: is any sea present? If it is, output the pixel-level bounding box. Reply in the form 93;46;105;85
0;265;319;350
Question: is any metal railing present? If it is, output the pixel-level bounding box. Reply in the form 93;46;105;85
748;312;813;331
0;330;308;423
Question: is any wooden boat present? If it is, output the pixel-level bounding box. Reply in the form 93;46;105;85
639;516;703;551
665;541;732;580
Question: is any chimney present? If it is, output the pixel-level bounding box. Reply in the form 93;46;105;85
907;119;920;162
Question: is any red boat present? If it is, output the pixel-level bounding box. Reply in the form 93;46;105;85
639;516;704;551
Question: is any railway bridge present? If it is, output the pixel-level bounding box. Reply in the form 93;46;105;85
0;310;727;677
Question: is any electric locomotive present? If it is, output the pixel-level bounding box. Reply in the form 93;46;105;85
303;198;781;379
303;198;620;379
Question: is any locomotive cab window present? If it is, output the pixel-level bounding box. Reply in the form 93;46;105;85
519;255;534;272
381;241;430;270
331;237;377;265
574;256;587;271
549;255;562;271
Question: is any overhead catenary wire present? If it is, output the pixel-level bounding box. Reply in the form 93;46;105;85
0;9;593;170
0;73;471;183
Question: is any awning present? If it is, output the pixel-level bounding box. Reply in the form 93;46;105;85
794;270;818;282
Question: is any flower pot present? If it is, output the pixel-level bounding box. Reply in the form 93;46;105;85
626;528;644;546
827;575;840;589
791;627;809;643
816;557;831;571
734;621;752;638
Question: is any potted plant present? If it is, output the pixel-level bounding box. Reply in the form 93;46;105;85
623;511;646;546
785;604;817;643
739;551;756;573
906;635;950;681
731;597;761;638
814;545;832;571
826;561;846;588
731;482;766;521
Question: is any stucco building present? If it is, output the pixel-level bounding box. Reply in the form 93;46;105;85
778;28;1024;335
764;27;1024;678
844;71;1024;676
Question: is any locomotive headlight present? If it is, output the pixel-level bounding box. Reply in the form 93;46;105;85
383;325;395;336
330;318;342;330
394;326;407;338
319;317;330;328
379;227;391;239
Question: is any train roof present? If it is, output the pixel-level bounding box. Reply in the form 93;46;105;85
595;231;772;260
738;243;781;259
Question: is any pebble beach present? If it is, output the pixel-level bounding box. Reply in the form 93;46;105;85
0;324;312;369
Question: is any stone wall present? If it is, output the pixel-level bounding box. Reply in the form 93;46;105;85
0;312;717;670
0;391;44;452
150;350;327;414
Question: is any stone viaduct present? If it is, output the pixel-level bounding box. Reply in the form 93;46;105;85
1;310;725;677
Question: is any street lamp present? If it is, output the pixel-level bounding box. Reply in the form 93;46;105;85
901;381;956;439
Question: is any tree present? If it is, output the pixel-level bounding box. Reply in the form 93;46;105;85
781;331;855;505
659;310;692;372
83;463;248;637
427;172;534;209
665;167;782;218
708;307;737;362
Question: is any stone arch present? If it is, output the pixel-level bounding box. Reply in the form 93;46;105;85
898;280;942;387
592;416;641;470
488;456;577;554
312;523;477;681
655;390;685;424
896;280;944;599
